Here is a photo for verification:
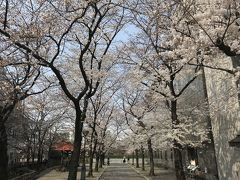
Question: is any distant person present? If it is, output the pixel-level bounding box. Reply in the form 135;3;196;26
127;157;130;163
123;158;126;163
107;157;110;165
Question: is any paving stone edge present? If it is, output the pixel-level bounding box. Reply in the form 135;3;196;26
128;164;149;180
96;166;107;180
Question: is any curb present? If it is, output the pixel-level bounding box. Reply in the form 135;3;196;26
128;164;149;180
96;166;107;180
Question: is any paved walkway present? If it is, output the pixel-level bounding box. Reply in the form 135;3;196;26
36;161;177;180
36;165;104;180
99;163;145;180
130;164;177;180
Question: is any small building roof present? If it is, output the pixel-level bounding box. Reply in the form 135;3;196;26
53;141;73;152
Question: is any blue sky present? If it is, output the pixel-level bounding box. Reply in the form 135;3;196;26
114;24;139;43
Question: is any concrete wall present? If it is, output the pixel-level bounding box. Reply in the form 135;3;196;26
204;55;240;180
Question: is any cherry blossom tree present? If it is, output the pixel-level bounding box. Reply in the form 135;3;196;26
119;1;214;179
0;1;125;179
172;0;240;58
22;89;70;166
0;51;51;179
92;105;124;171
121;86;157;176
86;73;121;176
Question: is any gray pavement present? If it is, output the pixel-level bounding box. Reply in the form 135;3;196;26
36;160;177;180
36;165;104;180
99;163;146;180
131;165;177;180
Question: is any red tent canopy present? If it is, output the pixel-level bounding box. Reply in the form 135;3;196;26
53;141;73;152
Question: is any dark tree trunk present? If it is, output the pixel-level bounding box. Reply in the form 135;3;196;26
0;124;8;180
80;145;86;180
32;133;36;164
88;138;97;177
88;133;94;177
0;105;15;180
132;151;134;165
141;146;145;171
147;138;155;176
135;149;139;168
27;146;30;165
95;152;100;172
173;145;185;180
40;148;44;163
171;100;186;180
88;142;93;177
37;142;42;166
99;152;104;168
32;152;35;163
88;111;98;177
68;108;84;180
102;153;105;165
